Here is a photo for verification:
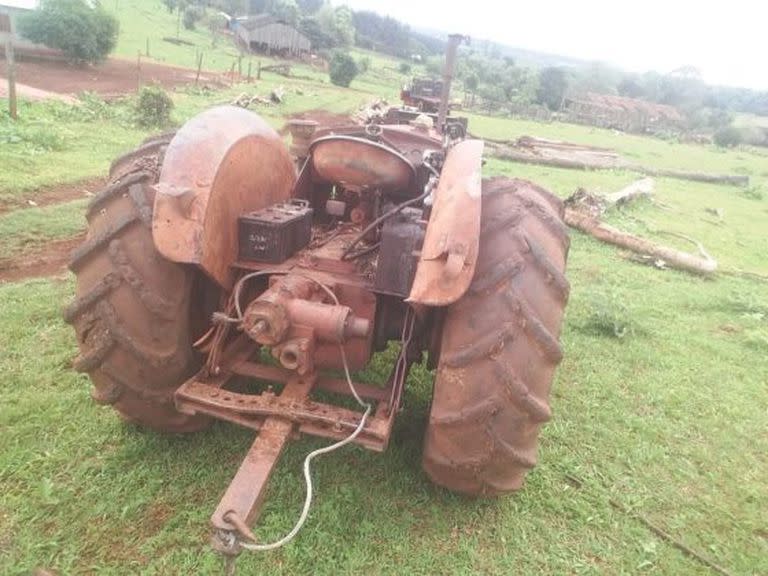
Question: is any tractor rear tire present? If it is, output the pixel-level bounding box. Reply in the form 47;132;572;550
64;137;210;433
422;177;570;495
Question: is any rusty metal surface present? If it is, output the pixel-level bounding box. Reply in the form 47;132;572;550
437;34;467;132
176;378;387;446
311;125;443;176
234;249;378;372
175;330;395;453
310;136;416;191
231;361;389;402
210;374;316;533
154;106;296;288
408;139;484;305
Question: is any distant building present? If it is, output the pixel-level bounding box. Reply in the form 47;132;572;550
0;0;59;58
235;14;310;57
563;92;684;133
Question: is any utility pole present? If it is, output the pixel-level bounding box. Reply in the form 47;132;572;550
5;39;17;120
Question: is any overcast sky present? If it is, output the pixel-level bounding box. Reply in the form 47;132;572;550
341;0;767;90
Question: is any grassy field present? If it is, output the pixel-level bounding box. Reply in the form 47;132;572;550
2;1;768;573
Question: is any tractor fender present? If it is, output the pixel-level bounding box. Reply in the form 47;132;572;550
408;139;484;306
153;106;296;289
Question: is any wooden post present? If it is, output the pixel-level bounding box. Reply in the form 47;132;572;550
6;39;17;120
229;61;235;86
136;51;142;92
195;52;203;85
257;60;261;80
145;37;150;57
247;60;252;83
237;55;242;77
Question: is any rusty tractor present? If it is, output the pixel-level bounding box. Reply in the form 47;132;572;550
385;34;469;137
64;39;569;557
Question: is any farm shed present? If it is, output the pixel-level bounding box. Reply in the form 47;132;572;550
0;0;60;58
563;92;684;133
235;14;310;57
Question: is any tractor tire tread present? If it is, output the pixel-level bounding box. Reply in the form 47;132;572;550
423;177;569;495
66;137;207;433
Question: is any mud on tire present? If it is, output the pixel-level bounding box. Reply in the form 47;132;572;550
64;135;209;433
422;177;570;495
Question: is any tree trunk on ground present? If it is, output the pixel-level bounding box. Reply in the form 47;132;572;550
564;209;718;276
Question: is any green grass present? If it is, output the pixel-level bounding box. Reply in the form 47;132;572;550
109;0;272;73
0;100;146;197
1;215;766;574
0;199;87;259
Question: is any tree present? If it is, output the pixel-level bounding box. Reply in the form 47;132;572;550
271;0;299;25
18;0;119;65
352;10;409;56
183;5;203;30
536;67;568;111
328;51;358;87
464;73;478;106
299;16;335;50
296;0;323;13
317;4;354;47
618;76;645;99
713;125;743;148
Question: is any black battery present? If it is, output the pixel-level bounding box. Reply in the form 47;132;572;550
374;207;425;297
238;200;313;263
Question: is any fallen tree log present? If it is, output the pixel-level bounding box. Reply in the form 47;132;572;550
564;209;718;276
604;177;655;206
639;167;749;187
564;178;655;218
490;147;749;187
493;148;613;171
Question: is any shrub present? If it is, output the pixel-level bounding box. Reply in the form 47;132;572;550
713;125;743;148
357;56;370;74
328;51;358;88
583;290;636;339
398;62;411;75
183;5;203;30
18;0;119;65
135;86;174;127
741;186;765;201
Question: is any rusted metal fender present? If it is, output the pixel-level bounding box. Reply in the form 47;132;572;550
153;106;296;288
408;139;484;306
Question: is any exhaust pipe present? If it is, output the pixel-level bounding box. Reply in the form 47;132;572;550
437;34;468;133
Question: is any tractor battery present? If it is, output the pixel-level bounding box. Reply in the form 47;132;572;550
238;200;313;263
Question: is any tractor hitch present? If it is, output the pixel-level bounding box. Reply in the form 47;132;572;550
174;334;401;554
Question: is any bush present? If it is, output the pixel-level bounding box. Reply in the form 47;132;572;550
398;62;411;75
357;56;370;74
741;186;765;201
582;290;636;339
183;5;202;30
713;125;743;148
135;86;174;127
18;0;119;65
328;51;358;88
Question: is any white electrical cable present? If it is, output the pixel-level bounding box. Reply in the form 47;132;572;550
229;272;372;552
